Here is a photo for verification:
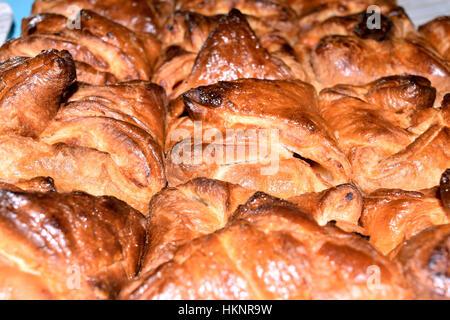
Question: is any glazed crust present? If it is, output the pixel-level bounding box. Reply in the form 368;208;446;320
31;0;163;35
0;0;448;300
306;8;449;101
440;169;450;211
0;10;159;83
395;224;450;299
362;188;449;255
121;191;411;300
0;80;166;213
0;49;75;137
165;78;351;198
0;188;146;299
153;9;307;99
319;75;450;192
139;178;254;276
419;16;450;60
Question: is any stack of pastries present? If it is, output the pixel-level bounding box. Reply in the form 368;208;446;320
0;0;448;300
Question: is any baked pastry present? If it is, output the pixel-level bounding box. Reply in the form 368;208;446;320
31;0;164;35
165;78;351;199
298;6;416;48
419;16;450;60
0;10;160;84
0;49;76;138
175;0;299;40
0;83;166;213
0;50;166;213
132;178;362;279
293;0;397;28
288;183;364;233
0;187;146;299
304;8;449;100
121;192;411;299
153;9;307;99
1;0;448;301
138;178;255;276
393;224;450;299
319;75;450;192
361;188;449;255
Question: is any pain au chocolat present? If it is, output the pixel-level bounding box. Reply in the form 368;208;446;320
0;0;449;300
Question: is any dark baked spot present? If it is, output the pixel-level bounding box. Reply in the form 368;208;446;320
345;192;354;201
353;12;392;41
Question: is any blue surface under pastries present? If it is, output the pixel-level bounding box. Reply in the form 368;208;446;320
5;0;34;39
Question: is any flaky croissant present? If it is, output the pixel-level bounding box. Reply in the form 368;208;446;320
165;78;351;199
298;6;417;48
419;16;450;61
0;49;75;138
303;8;449;101
361;188;449;255
130;178;362;280
319;75;450;193
0;186;146;300
0;51;167;213
31;0;164;35
0;10;159;84
153;9;307;99
175;0;299;40
393;224;450;299
121;190;411;299
294;0;397;29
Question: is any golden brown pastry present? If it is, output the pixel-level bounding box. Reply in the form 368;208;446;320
165;78;351;199
419;16;450;60
0;10;159;84
175;0;299;40
0;188;146;299
0;80;166;213
153;9;307;99
305;9;449;100
0;50;167;212
135;178;365;278
126;178;366;288
121;192;412;300
298;6;416;48
138;178;254;276
319;75;450;193
393;224;450;299
293;0;396;25
0;49;75;138
31;0;164;35
361;188;449;255
288;183;364;233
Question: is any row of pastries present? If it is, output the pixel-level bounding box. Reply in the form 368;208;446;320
0;0;448;299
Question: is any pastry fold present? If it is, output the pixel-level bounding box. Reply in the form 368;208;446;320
121;190;411;300
0;51;167;213
31;0;164;35
166;78;351;199
0;187;146;299
319;75;450;192
0;10;159;84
